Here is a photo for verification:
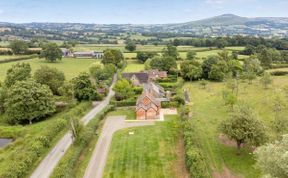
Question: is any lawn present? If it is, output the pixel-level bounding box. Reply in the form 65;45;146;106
123;60;145;73
183;76;288;178
106;109;136;120
0;57;98;81
103;115;182;178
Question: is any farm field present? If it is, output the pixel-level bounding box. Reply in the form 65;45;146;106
103;115;183;178
73;44;212;53
0;58;98;81
183;76;288;177
0;55;29;60
123;60;145;73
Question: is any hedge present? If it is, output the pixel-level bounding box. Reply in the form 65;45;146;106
110;99;136;107
0;102;92;178
269;70;288;76
180;106;210;178
133;87;143;95
51;105;115;178
0;55;37;64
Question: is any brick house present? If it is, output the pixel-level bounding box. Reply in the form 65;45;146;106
136;91;161;120
122;72;149;86
145;69;168;81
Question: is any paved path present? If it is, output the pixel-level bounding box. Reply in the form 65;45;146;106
83;116;155;178
30;75;117;178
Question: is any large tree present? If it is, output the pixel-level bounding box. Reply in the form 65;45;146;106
89;63;116;83
40;43;62;62
113;79;135;101
34;66;65;95
5;80;55;124
255;135;288;178
201;56;219;79
4;63;31;87
186;51;197;60
150;56;177;73
162;44;179;59
72;73;97;101
208;60;228;81
125;41;136;52
180;60;202;81
102;49;124;67
136;51;156;63
220;104;266;154
9;40;28;55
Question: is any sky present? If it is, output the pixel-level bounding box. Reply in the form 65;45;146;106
0;0;287;24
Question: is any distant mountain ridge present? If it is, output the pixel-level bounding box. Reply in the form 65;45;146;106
0;14;288;38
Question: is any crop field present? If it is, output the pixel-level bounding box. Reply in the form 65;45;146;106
104;115;182;178
0;58;98;81
123;60;145;73
183;76;288;177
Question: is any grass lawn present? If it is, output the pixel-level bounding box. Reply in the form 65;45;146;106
123;60;145;73
0;57;98;81
103;115;182;178
183;76;288;178
106;109;136;120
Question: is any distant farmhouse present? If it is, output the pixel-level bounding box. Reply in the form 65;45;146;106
73;51;104;58
122;72;149;86
122;70;167;87
123;70;169;120
61;48;72;57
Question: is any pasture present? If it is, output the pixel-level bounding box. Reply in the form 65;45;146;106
183;76;288;177
0;58;98;81
103;115;183;178
123;60;145;73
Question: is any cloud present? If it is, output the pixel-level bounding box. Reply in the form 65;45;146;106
0;10;3;14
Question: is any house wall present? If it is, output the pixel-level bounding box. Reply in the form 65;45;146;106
136;108;146;120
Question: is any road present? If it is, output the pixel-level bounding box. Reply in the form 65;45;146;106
30;75;117;178
83;116;155;178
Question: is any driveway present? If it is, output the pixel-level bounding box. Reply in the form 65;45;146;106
83;116;155;178
30;75;117;178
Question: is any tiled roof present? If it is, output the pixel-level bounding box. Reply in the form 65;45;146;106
122;72;149;84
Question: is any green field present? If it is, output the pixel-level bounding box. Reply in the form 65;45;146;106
0;58;98;81
183;76;288;177
74;44;211;53
123;60;145;73
104;115;182;178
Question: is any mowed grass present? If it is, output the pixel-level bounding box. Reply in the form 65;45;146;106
123;60;144;73
103;115;181;178
106;109;136;120
0;58;98;81
183;76;288;178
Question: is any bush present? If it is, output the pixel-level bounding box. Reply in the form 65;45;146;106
185;147;209;178
133;87;143;95
161;101;179;108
